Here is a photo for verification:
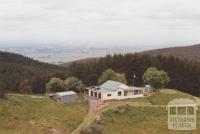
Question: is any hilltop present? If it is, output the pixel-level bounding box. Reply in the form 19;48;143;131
140;44;200;61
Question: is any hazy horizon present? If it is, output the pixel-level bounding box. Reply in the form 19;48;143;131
1;0;200;63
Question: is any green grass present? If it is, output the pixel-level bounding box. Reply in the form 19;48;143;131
0;95;88;134
0;89;199;134
92;106;200;134
81;89;200;134
122;89;197;105
148;89;196;105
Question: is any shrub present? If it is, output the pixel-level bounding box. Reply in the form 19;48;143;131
98;69;127;85
65;77;84;93
46;77;66;92
143;67;170;90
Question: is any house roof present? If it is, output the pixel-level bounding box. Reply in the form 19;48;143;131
99;80;130;92
55;91;77;96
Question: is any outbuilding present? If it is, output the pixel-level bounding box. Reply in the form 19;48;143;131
52;91;78;103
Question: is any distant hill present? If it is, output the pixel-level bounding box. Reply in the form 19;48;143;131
62;44;200;67
0;51;63;68
140;44;200;61
0;51;66;93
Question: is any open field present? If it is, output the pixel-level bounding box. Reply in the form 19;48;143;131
0;95;88;134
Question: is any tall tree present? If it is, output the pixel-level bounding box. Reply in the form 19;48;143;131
143;67;170;90
18;79;32;94
46;77;66;92
65;77;84;93
97;69;127;85
0;80;5;98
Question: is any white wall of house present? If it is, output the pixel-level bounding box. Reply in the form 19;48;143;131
87;89;143;100
101;89;124;100
101;89;144;100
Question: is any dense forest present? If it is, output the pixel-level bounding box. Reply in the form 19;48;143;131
0;51;67;93
68;54;200;97
1;51;200;97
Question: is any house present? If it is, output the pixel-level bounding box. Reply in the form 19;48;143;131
85;80;144;100
51;91;78;103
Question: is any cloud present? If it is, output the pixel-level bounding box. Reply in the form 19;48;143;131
0;0;200;46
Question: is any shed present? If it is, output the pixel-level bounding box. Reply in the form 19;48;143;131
53;91;78;103
144;85;154;93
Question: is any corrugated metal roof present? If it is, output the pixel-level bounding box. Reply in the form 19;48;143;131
88;80;132;93
99;80;130;93
99;88;112;93
100;80;123;91
56;91;77;96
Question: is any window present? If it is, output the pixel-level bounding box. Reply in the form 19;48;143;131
90;91;93;96
124;91;128;96
107;94;111;97
134;90;139;95
98;93;101;99
139;90;143;94
118;91;122;96
94;92;97;98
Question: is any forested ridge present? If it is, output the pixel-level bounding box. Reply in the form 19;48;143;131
141;44;200;61
0;51;67;93
68;54;200;96
1;51;200;97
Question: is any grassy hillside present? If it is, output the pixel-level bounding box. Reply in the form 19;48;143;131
95;106;200;134
141;44;200;61
80;89;200;134
0;95;88;134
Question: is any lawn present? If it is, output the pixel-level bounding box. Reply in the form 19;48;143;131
148;89;196;105
123;89;197;105
88;106;200;134
0;95;88;134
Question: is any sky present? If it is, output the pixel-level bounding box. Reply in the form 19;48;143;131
0;0;200;48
